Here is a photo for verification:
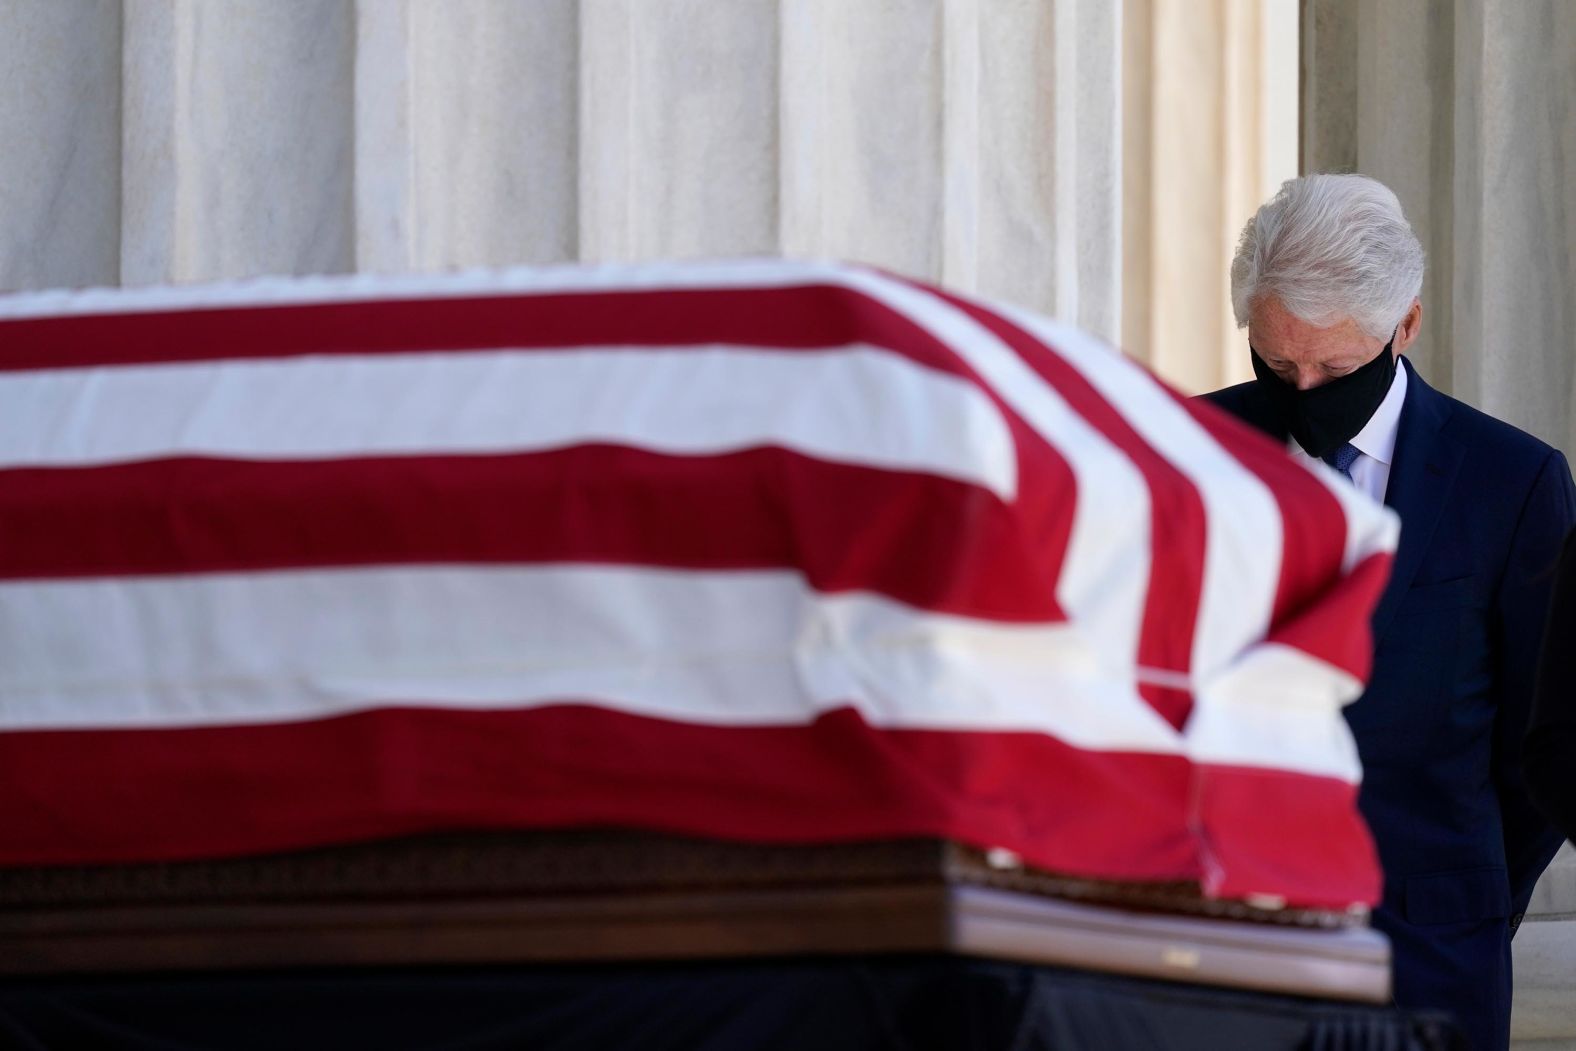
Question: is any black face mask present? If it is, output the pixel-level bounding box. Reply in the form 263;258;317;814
1250;333;1397;460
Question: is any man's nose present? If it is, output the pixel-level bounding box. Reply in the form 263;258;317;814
1293;369;1326;392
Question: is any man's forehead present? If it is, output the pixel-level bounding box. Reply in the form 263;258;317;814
1249;300;1371;359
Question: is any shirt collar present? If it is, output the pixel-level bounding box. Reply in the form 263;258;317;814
1348;358;1408;466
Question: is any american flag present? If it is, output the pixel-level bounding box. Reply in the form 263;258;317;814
0;260;1397;909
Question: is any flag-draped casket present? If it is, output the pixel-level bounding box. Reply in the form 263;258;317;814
0;261;1398;911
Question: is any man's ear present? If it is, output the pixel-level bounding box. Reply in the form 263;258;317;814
1395;298;1423;356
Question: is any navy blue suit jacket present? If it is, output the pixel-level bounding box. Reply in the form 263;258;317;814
1203;358;1574;1050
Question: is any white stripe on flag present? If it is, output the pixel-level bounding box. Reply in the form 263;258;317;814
1187;642;1364;782
0;565;1184;754
0;258;903;320
816;270;1155;691
0;345;1017;498
986;304;1285;688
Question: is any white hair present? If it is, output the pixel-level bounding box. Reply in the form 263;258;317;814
1230;173;1425;341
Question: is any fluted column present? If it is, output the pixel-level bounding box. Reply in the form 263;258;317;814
7;0;1132;355
580;0;781;261
1449;2;1576;453
122;0;354;285
781;0;1122;339
1303;0;1576;453
974;0;1121;338
0;0;121;291
384;2;583;271
1123;0;1298;393
779;0;947;280
351;0;414;272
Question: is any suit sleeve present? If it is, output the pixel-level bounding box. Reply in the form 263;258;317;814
1527;527;1576;843
1496;448;1576;919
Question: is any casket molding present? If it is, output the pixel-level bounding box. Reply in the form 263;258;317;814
0;831;1389;1003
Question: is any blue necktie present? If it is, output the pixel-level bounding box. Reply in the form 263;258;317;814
1323;443;1361;481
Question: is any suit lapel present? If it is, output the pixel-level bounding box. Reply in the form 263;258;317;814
1370;359;1464;641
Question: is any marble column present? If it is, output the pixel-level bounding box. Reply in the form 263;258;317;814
781;0;1122;340
778;0;947;281
1450;2;1576;455
355;0;581;272
979;0;1121;339
1302;0;1576;454
1;0;1208;363
581;0;781;262
122;0;355;285
1123;0;1299;393
0;0;122;291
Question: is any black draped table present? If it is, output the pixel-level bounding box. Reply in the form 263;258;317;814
0;957;1459;1051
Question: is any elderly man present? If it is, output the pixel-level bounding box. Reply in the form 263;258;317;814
1203;173;1574;1050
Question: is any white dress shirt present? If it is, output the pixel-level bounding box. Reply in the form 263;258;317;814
1289;359;1409;503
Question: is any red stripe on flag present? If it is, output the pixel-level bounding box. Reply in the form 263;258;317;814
0;444;1071;621
0;705;1199;881
917;289;1208;731
1195;762;1381;907
1264;550;1393;684
0;286;972;375
0;705;1377;905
